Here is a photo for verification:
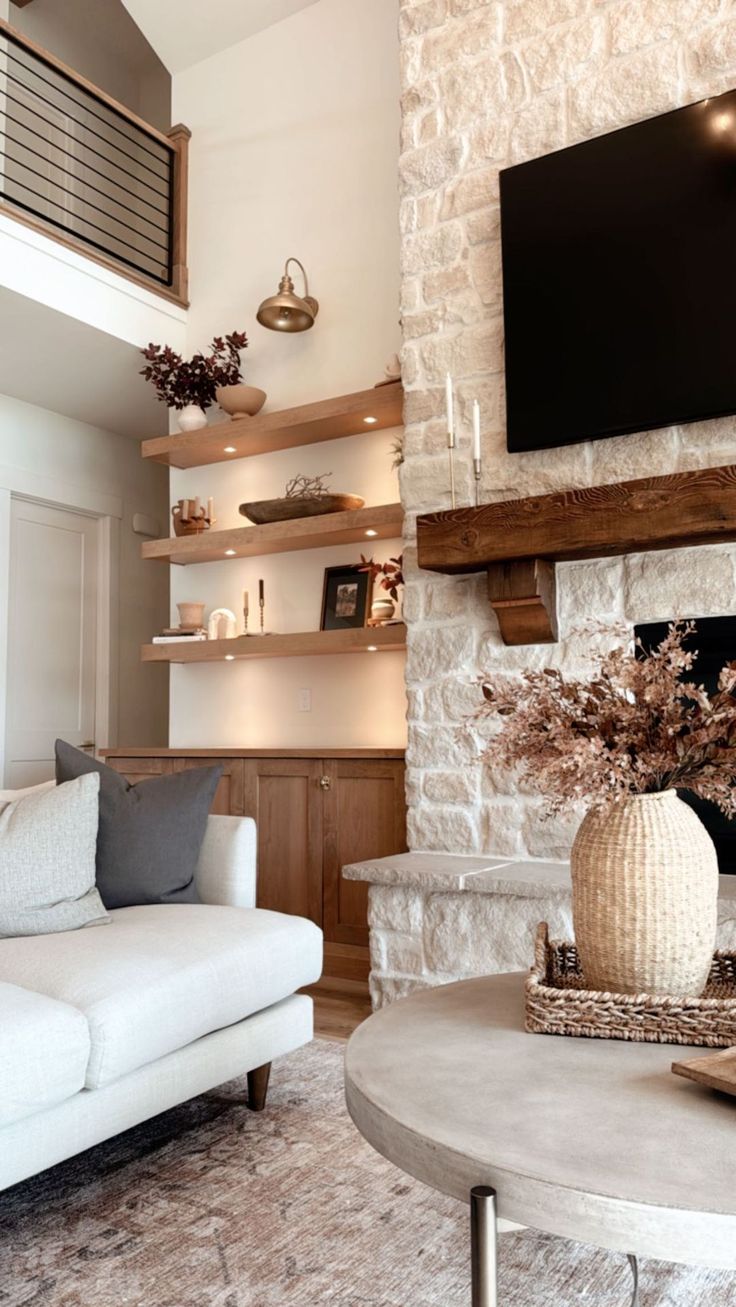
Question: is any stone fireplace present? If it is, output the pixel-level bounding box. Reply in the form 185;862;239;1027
398;0;736;867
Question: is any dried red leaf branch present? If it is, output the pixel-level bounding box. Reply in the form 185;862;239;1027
475;622;736;816
140;330;248;410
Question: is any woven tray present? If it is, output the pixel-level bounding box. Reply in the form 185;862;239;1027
526;923;736;1047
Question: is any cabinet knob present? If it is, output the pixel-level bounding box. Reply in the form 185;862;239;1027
319;775;331;791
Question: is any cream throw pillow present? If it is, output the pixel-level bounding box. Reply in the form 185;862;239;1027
0;774;109;937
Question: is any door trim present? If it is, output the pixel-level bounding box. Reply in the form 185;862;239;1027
0;486;120;784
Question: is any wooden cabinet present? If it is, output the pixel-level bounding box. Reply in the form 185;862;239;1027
243;758;324;925
101;748;406;986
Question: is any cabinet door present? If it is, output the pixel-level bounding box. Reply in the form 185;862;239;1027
243;759;323;926
172;757;244;816
322;760;407;947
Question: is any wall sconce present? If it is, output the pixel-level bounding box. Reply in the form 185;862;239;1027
256;257;319;332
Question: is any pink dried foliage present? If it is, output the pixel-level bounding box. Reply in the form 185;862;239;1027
476;623;736;816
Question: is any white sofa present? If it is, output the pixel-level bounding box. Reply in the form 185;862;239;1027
0;814;323;1192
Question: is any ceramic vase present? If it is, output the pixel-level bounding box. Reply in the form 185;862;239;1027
571;791;719;997
177;404;207;432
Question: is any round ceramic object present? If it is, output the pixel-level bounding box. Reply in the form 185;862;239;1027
177;404;207;432
345;972;736;1271
177;601;206;628
216;385;267;419
371;597;395;622
572;791;719;997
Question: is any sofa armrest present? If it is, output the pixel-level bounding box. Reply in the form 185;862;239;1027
195;815;257;908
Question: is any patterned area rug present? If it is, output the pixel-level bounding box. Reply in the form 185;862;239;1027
1;1039;733;1306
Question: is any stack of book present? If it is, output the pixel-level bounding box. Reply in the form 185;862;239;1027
151;626;208;645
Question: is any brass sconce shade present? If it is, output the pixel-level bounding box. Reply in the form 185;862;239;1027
256;257;319;333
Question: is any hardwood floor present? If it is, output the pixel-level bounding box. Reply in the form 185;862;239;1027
307;982;373;1041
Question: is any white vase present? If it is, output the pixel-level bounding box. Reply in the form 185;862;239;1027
571;791;719;997
177;405;207;432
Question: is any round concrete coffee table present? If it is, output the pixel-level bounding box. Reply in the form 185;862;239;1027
345;973;736;1305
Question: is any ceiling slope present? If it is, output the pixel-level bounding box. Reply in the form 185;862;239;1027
120;0;320;74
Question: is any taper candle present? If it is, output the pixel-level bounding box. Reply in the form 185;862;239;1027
243;590;249;612
207;497;214;523
259;578;264;602
472;400;481;462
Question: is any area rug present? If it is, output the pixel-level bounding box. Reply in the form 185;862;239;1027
1;1039;733;1306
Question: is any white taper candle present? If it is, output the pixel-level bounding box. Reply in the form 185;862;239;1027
472;400;481;463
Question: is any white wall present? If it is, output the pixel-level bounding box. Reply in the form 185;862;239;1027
0;393;170;764
169;0;406;749
12;0;171;131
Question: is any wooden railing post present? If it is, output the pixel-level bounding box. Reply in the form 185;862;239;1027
167;123;191;305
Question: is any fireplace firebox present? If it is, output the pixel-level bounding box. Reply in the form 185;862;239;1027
635;617;736;875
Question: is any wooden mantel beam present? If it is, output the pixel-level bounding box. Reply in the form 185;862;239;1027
417;463;736;646
417;464;736;574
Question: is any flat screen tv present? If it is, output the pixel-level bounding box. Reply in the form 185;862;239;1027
500;90;736;454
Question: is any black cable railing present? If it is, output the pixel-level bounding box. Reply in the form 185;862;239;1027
0;22;188;296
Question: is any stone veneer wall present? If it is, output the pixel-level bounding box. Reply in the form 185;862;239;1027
399;0;736;860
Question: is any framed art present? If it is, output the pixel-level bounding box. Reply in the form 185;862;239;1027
320;564;371;631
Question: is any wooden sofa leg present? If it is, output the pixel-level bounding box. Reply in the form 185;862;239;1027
247;1062;272;1111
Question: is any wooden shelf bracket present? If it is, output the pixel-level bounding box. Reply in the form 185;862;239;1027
487;559;558;645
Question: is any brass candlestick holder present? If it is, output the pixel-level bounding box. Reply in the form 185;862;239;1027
448;430;456;509
473;456;481;507
243;604;249;635
259;598;265;635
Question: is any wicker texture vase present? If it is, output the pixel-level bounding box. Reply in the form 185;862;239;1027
571;791;718;998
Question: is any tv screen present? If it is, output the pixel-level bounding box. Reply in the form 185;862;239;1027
500;90;736;454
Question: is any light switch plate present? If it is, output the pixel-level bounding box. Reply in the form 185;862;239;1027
298;688;312;712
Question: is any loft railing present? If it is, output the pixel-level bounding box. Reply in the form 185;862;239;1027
0;19;190;304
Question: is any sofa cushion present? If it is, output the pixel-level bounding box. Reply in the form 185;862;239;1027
55;741;222;909
0;982;90;1126
0;905;322;1089
0;774;109;938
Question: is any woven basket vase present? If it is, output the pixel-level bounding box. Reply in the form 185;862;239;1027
571;791;719;998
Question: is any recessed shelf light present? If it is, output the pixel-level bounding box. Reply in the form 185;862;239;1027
224;549;236;556
224;446;237;454
367;645;378;652
365;528;378;538
363;416;378;425
224;654;235;661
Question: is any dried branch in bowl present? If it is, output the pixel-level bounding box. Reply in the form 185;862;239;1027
284;473;332;499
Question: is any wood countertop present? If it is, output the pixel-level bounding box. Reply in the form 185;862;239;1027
101;747;406;759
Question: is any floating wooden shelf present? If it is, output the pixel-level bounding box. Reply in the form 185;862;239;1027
142;623;407;664
142;503;403;565
418;464;736;646
141;382;404;469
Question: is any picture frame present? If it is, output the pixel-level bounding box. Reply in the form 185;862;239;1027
320;564;372;631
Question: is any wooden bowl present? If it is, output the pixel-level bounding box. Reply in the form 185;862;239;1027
239;494;365;524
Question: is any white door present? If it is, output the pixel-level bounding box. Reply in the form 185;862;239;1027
4;499;98;788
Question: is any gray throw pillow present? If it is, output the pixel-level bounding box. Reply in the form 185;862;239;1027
55;741;222;909
0;773;109;937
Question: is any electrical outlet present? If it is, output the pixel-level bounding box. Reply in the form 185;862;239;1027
298;688;312;712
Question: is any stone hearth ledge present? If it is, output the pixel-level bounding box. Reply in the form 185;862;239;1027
343;854;736;1010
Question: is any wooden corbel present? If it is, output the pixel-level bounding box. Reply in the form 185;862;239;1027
486;559;558;646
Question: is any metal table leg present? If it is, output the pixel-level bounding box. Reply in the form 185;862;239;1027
470;1186;498;1306
628;1254;640;1307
